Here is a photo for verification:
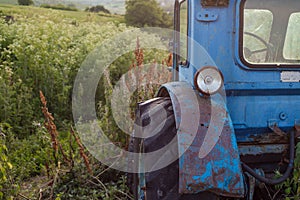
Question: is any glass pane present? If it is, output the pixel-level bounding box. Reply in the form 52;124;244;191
283;13;300;60
180;1;188;61
242;0;300;66
243;9;273;64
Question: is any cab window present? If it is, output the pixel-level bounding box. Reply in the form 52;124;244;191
243;9;273;64
283;13;300;60
241;0;300;67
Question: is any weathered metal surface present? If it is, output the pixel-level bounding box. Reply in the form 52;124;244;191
201;0;229;7
268;121;286;136
157;82;245;197
236;131;289;144
239;144;288;156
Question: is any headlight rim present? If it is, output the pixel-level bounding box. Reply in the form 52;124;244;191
194;66;224;96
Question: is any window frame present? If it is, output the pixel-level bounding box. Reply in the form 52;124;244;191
238;0;300;69
179;0;189;66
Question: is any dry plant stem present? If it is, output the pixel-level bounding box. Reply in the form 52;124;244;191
115;196;122;200
167;53;173;67
18;193;30;200
39;189;43;200
40;91;70;166
115;188;134;200
69;128;75;168
263;183;273;200
40;91;59;159
50;163;60;200
95;151;123;178
40;179;54;189
89;177;109;198
71;127;92;174
135;37;144;67
272;188;282;200
45;161;50;179
135;37;144;103
58;142;71;164
127;38;172;123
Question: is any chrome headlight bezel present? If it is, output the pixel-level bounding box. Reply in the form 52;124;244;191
194;66;224;95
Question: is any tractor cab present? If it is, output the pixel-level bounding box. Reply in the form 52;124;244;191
242;0;300;65
130;0;300;199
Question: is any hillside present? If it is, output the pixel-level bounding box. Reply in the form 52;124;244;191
0;0;125;13
0;0;174;14
0;0;17;4
33;0;125;14
0;3;124;23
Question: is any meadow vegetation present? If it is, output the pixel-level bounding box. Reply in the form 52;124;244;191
0;3;170;199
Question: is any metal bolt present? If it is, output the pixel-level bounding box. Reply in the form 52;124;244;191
157;189;163;197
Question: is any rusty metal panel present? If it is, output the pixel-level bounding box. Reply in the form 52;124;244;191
239;144;288;156
157;82;245;197
201;0;229;7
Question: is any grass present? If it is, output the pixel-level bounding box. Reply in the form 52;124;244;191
0;0;126;14
0;0;17;4
0;4;125;24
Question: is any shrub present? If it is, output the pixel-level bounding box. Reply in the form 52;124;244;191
125;0;172;28
0;14;129;136
17;0;33;6
85;5;110;14
40;4;78;12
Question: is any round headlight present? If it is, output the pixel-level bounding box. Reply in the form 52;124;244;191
194;66;224;95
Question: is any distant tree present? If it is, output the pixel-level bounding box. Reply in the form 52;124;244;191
85;5;111;14
67;3;77;8
40;4;78;11
125;0;172;28
18;0;33;6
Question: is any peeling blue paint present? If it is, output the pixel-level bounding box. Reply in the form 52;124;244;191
158;82;245;197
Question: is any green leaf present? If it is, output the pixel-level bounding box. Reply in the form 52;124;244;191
7;162;12;169
285;187;291;195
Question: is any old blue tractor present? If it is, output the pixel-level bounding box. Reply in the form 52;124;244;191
128;0;300;199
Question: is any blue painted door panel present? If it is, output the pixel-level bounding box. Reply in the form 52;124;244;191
179;0;300;137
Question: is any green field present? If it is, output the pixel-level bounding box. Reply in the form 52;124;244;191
0;3;125;23
0;3;127;199
0;0;17;4
0;0;126;14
